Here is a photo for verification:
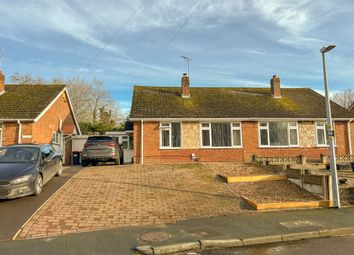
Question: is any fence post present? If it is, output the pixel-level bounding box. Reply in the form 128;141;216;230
328;175;333;205
322;175;328;200
321;154;328;164
300;154;306;165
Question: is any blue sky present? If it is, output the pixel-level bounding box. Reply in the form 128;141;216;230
0;0;354;113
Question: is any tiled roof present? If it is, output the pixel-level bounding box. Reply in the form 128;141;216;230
0;84;65;120
130;86;354;119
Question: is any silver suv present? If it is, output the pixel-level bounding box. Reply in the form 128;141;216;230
81;136;123;166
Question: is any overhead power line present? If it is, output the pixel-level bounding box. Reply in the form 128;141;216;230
78;0;147;75
332;47;354;84
135;0;203;84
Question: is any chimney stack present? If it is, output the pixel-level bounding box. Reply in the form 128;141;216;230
0;70;4;95
181;73;190;98
270;74;281;98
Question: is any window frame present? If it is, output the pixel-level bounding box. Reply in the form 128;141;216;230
121;135;129;150
315;122;336;147
159;122;182;149
200;122;243;149
258;121;299;148
52;132;60;145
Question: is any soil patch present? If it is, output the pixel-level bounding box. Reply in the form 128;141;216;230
228;180;321;203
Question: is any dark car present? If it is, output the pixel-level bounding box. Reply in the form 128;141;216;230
0;144;63;199
81;136;123;167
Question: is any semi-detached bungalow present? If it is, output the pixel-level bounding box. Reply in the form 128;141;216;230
0;71;81;164
129;74;354;164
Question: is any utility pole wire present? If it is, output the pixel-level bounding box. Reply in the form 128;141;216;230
0;49;2;70
332;47;354;84
135;0;203;84
181;55;191;76
78;0;147;76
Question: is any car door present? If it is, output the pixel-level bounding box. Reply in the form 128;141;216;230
40;146;56;184
49;145;61;176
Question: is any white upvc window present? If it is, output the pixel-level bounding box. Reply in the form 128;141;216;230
259;121;299;147
52;132;61;144
200;122;242;148
315;122;336;146
121;136;129;149
160;122;181;149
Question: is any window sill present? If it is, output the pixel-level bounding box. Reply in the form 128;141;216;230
160;147;182;150
200;146;243;149
258;145;300;148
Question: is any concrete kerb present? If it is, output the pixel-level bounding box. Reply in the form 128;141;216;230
135;227;354;255
152;242;200;255
200;239;243;249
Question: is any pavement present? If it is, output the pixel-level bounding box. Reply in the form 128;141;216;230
2;206;354;255
0;166;81;241
204;236;354;255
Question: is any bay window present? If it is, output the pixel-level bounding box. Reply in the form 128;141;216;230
259;122;299;147
160;123;181;148
201;122;242;148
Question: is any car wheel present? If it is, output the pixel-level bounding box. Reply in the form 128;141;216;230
33;174;43;196
81;160;88;167
92;161;98;166
56;161;63;176
120;156;124;165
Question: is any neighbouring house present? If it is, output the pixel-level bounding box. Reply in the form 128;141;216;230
129;73;354;164
0;71;81;164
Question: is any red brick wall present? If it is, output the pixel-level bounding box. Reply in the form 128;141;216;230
134;121;243;164
2;122;20;145
133;120;352;164
242;121;348;162
0;122;33;146
32;91;76;144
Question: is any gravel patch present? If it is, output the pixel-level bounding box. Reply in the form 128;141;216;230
204;162;275;177
228;180;321;203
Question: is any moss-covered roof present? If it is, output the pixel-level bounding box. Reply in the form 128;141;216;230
0;84;65;119
130;86;354;119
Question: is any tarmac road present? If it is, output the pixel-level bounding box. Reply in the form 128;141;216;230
0;166;81;241
203;236;354;255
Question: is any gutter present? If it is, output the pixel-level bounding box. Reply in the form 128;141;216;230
141;119;144;165
349;119;353;155
17;120;22;144
0;119;33;122
129;117;352;122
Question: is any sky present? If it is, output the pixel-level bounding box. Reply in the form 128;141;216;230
0;0;354;113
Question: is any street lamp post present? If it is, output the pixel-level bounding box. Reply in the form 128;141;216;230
320;45;340;208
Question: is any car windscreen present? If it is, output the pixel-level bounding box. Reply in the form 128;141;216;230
0;147;40;163
87;136;113;143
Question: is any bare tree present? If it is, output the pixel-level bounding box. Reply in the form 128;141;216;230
331;89;354;110
10;72;47;84
8;72;123;125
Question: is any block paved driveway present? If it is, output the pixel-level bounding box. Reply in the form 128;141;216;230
16;164;243;239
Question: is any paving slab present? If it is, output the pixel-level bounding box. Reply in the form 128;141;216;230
1;199;354;255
